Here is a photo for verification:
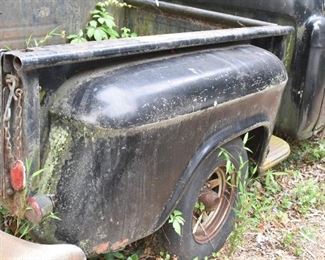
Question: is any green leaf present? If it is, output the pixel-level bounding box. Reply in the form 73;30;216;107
251;165;258;174
104;253;115;260
105;27;119;38
31;169;46;179
25;159;32;175
89;20;98;27
173;209;182;216
98;17;105;24
113;252;126;259
226;160;232;173
121;27;130;34
243;132;249;145
20;225;30;238
19;221;34;238
48;212;62;221
101;14;115;27
101;31;109;40
87;27;95;38
70;38;87;44
91;10;101;15
3;45;12;51
33;39;39;47
94;28;104;41
127;254;139;260
176;216;185;225
173;221;181;236
67;34;78;39
95;3;105;10
244;146;253;153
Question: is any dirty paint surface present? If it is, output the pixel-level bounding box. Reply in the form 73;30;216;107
27;45;288;256
0;1;297;257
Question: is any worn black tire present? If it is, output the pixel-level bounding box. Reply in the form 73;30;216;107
160;138;248;260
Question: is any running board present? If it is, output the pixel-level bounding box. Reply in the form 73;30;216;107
260;135;290;172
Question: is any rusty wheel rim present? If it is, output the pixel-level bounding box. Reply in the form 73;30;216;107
192;166;236;244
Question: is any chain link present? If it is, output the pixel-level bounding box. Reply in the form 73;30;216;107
2;74;23;196
14;88;23;159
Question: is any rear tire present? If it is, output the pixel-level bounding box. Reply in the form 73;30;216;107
161;138;248;259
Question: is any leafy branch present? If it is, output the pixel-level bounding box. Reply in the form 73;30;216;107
68;1;137;43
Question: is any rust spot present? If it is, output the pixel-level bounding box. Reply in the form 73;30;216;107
111;239;129;251
93;239;129;254
93;242;110;255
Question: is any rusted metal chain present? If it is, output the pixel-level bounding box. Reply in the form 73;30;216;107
2;74;23;197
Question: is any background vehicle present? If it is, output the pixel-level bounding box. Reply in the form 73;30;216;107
166;0;325;139
0;0;322;259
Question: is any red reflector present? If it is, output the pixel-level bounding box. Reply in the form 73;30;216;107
25;196;43;224
10;160;26;191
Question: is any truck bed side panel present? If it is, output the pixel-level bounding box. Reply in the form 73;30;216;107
32;45;287;254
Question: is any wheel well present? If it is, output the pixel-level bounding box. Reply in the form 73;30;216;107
241;126;269;168
156;122;270;229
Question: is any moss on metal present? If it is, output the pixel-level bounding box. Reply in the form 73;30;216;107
37;124;72;195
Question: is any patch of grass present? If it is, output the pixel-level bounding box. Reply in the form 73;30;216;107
279;138;324;169
227;173;276;254
281;226;317;257
227;184;257;253
281;230;304;257
0;205;34;240
219;137;324;258
291;179;325;215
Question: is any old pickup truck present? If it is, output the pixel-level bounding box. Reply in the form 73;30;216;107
0;0;323;259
